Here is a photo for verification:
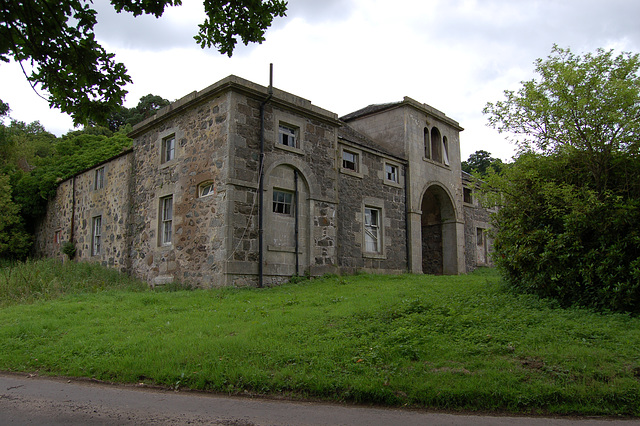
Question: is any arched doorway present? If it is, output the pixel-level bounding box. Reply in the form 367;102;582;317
266;164;310;277
420;185;457;275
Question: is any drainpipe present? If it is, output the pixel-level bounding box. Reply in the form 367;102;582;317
294;169;299;276
70;176;76;246
404;164;411;273
258;64;273;288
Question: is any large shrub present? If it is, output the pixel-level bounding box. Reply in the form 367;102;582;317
483;46;640;313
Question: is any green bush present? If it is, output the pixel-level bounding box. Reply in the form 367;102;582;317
491;154;640;313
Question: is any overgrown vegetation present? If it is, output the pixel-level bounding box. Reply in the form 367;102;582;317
0;259;146;306
1;261;639;416
0;93;173;260
483;46;640;313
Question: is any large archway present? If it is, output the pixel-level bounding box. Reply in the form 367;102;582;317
266;164;311;277
420;185;457;275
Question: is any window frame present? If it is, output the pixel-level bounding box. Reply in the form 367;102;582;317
198;181;215;198
278;123;299;149
160;196;173;246
272;189;294;216
364;207;381;254
161;134;176;164
94;167;105;190
342;150;358;172
385;163;398;183
463;187;473;205
92;216;102;256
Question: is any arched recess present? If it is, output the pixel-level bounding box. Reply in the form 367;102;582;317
265;163;311;277
420;184;458;274
430;127;442;163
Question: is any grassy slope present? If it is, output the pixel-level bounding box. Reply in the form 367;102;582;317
0;262;639;415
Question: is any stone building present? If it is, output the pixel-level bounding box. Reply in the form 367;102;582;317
35;75;493;287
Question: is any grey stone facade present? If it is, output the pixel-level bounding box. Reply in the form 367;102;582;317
35;75;493;287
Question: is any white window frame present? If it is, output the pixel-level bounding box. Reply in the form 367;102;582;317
342;150;358;172
272;189;293;215
92;216;102;256
160;196;173;245
94;167;105;190
364;207;381;254
198;181;215;198
161;135;175;164
278;124;298;148
385;163;398;183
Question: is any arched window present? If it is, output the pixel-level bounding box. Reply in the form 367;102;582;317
430;127;442;163
424;127;430;159
443;136;449;166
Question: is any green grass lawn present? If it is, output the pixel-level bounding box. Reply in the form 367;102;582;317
1;260;639;416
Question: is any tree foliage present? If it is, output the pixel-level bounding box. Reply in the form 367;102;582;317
0;114;133;259
461;150;505;176
107;94;171;131
483;46;640;313
0;0;287;126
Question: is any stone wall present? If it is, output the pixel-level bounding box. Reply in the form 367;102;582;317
129;93;230;287
462;189;495;272
337;140;407;274
225;91;340;285
34;151;134;271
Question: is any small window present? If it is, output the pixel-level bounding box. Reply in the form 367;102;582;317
54;230;61;245
160;196;173;245
463;187;473;204
94;167;105;190
273;190;293;215
342;150;358;171
477;228;484;246
92;216;102;255
430;127;442;163
278;124;298;148
199;181;215;198
364;207;381;253
162;135;175;163
424;127;430;159
385;164;398;183
443;136;450;166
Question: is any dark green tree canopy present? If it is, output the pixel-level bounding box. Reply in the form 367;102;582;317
107;94;171;131
461;150;504;176
0;0;287;126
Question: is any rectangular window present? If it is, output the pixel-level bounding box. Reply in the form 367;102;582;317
278;124;298;148
273;190;293;215
342;150;358;171
364;207;381;253
162;135;175;163
94;167;105;190
385;164;398;183
199;181;214;198
161;196;173;245
92;216;102;255
463;187;473;204
54;230;61;245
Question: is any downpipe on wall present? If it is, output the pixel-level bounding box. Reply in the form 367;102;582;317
258;64;273;288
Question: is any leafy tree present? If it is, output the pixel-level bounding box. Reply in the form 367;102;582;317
483;46;640;313
1;0;287;126
108;94;171;131
461;150;504;176
0;173;31;260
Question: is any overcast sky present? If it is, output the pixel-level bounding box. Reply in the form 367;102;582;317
2;0;640;161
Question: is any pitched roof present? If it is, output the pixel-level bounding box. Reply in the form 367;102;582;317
338;122;405;161
340;102;402;122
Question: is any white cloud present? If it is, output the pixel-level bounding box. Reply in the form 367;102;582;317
2;0;639;162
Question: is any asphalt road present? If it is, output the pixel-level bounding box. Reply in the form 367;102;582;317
1;372;638;425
